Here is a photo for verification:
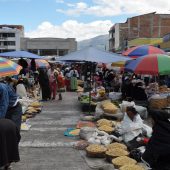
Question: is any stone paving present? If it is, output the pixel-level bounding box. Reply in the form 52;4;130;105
12;92;92;170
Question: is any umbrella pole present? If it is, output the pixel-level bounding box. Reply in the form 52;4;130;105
88;62;92;114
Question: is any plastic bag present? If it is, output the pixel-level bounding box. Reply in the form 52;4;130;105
16;84;27;98
79;127;96;140
95;103;104;119
73;140;89;150
119;101;135;112
142;124;152;138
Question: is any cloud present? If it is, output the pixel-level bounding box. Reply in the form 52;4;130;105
56;0;170;17
25;20;113;41
56;0;64;3
56;2;89;16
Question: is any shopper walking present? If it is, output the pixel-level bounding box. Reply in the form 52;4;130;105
0;119;20;170
48;65;57;100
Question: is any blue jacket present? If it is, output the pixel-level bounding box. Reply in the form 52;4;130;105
0;83;18;118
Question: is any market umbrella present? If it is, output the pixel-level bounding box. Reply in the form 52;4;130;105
0;50;42;59
59;46;131;113
58;46;131;63
125;54;170;75
35;59;50;68
122;45;165;58
28;59;50;68
0;57;22;77
111;61;125;67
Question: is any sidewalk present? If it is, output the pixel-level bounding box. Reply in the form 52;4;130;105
12;92;92;170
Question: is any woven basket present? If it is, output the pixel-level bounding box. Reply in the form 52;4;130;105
86;150;106;158
149;98;168;109
105;154;118;163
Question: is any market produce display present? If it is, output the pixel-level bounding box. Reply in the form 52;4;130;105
98;89;105;97
159;85;170;93
86;144;107;157
101;100;118;114
30;102;41;107
97;119;113;127
98;125;114;133
79;96;96;105
86;144;107;153
112;156;137;168
119;164;144;170
106;148;129;157
77;86;84;92
106;142;127;150
149;95;168;109
21;100;42;123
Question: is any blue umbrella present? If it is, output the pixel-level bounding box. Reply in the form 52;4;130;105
58;46;131;63
0;50;42;59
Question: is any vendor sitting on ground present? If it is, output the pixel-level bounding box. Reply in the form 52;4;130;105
92;81;105;98
142;110;170;170
132;80;147;101
116;106;144;150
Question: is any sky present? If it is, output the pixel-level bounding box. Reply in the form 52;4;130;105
0;0;170;41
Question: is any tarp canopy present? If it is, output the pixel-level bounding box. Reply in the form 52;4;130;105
58;46;131;63
0;50;42;59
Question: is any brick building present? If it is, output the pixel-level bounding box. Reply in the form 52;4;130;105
109;12;170;52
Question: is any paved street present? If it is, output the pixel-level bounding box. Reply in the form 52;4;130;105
12;92;92;170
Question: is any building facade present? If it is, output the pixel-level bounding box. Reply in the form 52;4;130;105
0;25;24;53
21;37;77;56
109;12;170;52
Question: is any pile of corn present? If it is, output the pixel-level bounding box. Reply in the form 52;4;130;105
97;119;112;127
106;148;129;157
30;102;41;107
106;142;127;150
86;144;107;153
98;125;114;133
101;100;118;114
112;156;136;168
120;164;144;170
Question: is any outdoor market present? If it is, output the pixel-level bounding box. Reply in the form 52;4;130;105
1;45;170;170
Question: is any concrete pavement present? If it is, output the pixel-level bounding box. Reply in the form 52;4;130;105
12;92;92;170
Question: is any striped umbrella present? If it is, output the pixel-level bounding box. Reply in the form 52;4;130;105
125;54;170;75
122;45;165;58
0;57;22;77
35;59;50;68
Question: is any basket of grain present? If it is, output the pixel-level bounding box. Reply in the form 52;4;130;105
86;144;107;158
106;142;127;150
149;95;168;109
98;125;114;134
105;148;129;162
112;156;137;169
119;164;145;170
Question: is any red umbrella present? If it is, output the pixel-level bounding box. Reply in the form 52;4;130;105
125;54;170;75
122;45;165;58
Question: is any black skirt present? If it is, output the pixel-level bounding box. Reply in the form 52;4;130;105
0;119;20;167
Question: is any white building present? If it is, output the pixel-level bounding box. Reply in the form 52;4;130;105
0;25;24;53
20;37;77;56
0;25;77;56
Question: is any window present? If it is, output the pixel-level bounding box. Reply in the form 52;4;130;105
8;33;15;37
2;33;8;37
1;33;15;38
3;41;16;46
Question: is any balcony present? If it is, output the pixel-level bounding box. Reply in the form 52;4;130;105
0;46;8;49
0;37;7;40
